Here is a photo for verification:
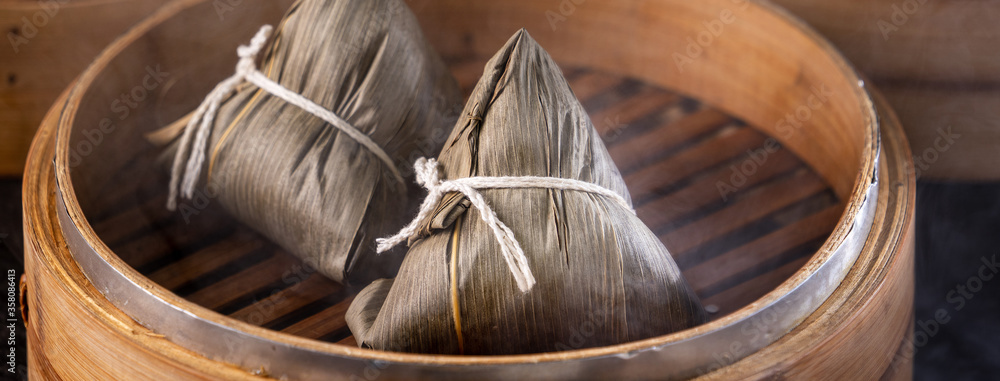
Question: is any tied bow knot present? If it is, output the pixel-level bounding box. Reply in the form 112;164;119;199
377;157;635;293
167;25;403;211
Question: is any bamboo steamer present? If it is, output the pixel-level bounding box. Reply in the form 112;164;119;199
22;0;915;379
0;0;163;177
771;0;1000;181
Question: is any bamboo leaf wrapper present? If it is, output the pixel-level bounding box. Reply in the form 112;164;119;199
166;0;462;285
347;29;707;355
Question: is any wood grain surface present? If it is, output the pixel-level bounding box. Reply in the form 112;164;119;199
0;0;163;177
772;0;1000;181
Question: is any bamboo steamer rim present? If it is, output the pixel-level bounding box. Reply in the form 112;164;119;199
48;0;879;377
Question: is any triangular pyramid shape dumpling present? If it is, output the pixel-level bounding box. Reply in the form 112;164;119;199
167;0;462;285
346;29;706;355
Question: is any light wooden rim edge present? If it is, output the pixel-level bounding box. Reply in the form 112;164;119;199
23;88;265;380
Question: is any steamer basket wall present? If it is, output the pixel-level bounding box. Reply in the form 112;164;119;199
22;0;915;379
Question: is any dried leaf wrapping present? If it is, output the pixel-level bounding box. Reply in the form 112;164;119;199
169;0;461;284
347;29;706;355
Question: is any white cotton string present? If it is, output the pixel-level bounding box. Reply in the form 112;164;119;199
376;158;635;293
167;25;404;211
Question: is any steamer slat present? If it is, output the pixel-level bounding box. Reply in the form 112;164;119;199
90;194;170;246
185;252;301;310
702;256;813;317
635;148;801;231
590;87;680;136
279;298;355;340
685;205;843;295
625;126;766;203
567;71;628;101
665;169;827;259
115;217;237;272
229;275;337;327
611;109;734;173
148;236;264;291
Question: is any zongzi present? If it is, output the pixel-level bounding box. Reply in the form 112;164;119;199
346;29;707;355
164;0;462;285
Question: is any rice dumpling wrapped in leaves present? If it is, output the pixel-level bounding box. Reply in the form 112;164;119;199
346;29;706;355
165;0;461;285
